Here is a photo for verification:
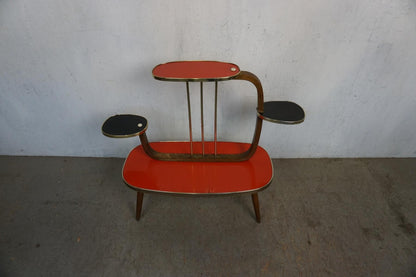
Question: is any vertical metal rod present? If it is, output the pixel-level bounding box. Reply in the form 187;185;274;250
186;82;193;155
200;82;204;156
214;81;218;156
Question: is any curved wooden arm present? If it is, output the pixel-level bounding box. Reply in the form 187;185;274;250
230;71;265;161
232;71;264;114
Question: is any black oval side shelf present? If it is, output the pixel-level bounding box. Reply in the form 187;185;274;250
259;101;305;124
102;114;148;138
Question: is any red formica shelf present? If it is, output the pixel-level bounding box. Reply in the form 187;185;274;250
123;141;273;194
152;61;241;81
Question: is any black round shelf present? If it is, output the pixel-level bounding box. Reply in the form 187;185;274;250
259;101;305;124
102;114;148;138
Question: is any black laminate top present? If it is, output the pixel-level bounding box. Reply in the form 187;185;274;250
102;114;148;138
259;101;305;124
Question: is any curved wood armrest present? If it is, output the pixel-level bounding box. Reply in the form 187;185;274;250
232;71;264;113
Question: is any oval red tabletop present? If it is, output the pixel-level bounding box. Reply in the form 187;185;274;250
122;141;273;195
152;61;240;81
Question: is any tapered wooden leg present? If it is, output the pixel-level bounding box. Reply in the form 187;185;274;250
136;192;144;221
251;193;261;223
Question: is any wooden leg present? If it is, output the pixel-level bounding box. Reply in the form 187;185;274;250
136;191;144;221
251;193;261;223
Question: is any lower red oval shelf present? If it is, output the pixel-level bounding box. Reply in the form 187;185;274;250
123;141;274;194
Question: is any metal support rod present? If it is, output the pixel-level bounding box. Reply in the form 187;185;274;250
186;82;193;155
200;82;204;156
214;81;218;156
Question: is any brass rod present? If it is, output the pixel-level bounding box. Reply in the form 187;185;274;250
186;82;193;155
214;81;218;156
200;82;204;156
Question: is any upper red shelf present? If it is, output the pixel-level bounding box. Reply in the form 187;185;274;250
152;61;241;82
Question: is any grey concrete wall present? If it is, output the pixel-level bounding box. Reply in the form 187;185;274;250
1;0;415;158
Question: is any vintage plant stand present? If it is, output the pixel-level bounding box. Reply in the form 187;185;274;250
102;61;304;222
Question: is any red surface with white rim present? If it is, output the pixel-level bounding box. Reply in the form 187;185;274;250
152;61;240;81
123;141;273;194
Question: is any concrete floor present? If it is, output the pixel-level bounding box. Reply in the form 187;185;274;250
0;156;415;276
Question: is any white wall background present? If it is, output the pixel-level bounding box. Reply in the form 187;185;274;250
1;0;415;158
